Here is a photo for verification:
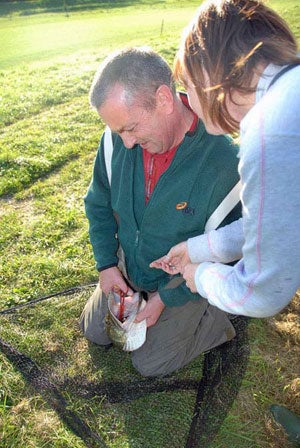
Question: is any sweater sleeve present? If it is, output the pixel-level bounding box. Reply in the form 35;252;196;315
84;137;119;271
187;218;244;263
193;107;300;317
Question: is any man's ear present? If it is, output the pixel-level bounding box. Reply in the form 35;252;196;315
155;85;174;114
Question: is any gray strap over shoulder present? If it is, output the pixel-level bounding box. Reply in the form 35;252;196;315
204;180;242;233
104;126;113;184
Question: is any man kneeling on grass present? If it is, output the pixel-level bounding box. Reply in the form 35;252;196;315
80;47;241;377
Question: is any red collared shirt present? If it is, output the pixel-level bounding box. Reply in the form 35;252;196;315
143;94;197;203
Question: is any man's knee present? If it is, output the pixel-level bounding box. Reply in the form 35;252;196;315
79;286;111;345
80;312;111;346
131;357;166;377
131;348;177;377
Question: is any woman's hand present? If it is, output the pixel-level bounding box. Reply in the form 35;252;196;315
150;241;190;274
182;263;199;293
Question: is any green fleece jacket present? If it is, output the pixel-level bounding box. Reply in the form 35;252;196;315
84;118;241;307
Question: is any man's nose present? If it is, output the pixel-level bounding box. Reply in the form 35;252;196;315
121;132;137;149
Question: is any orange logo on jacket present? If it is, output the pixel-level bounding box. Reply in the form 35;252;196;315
176;202;188;210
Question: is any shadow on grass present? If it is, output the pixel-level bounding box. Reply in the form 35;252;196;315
0;287;250;448
0;0;161;17
0;151;80;198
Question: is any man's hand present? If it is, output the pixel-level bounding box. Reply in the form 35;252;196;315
182;263;199;293
135;292;165;328
99;266;132;296
150;241;190;274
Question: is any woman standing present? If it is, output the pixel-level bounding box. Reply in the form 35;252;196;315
151;0;300;317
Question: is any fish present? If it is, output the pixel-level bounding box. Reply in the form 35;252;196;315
105;291;147;351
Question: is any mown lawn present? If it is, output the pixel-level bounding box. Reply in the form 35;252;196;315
0;1;299;447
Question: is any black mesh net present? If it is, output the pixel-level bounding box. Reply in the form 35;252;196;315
0;287;250;448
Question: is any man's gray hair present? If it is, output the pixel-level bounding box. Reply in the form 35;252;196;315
89;47;176;111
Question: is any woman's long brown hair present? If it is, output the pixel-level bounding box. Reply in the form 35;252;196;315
174;0;300;134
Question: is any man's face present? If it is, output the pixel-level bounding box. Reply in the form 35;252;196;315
98;84;170;154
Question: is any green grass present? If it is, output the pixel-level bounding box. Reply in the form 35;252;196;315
0;0;299;447
0;1;199;69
